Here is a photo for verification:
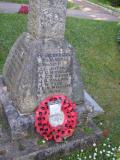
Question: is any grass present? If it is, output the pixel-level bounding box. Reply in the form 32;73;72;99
65;17;120;145
0;14;120;158
0;14;27;72
89;0;120;12
90;0;111;5
0;0;28;3
67;1;80;9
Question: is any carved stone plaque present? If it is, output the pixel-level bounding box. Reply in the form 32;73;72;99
37;52;73;100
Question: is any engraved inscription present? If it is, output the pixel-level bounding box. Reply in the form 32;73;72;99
37;53;72;99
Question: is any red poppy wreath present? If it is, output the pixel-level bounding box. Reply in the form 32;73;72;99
35;94;77;143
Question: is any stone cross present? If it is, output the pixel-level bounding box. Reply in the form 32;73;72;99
3;0;84;113
28;0;67;40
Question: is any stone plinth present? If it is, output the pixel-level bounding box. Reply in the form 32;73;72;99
3;33;84;113
0;76;104;140
0;118;103;160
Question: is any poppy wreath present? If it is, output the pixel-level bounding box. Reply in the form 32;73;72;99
35;94;77;143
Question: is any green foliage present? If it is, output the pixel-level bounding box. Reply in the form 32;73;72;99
109;0;120;7
0;0;28;4
67;1;80;9
90;0;120;7
81;127;93;135
0;14;27;73
61;137;119;160
37;139;46;145
98;0;120;6
65;17;120;145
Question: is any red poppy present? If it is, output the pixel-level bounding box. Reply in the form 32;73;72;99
18;5;29;14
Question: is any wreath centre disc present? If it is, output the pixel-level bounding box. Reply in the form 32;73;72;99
48;100;65;127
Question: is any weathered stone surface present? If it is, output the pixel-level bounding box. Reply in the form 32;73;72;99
3;0;85;114
0;119;103;160
3;32;84;113
84;91;104;117
28;0;67;40
0;78;103;159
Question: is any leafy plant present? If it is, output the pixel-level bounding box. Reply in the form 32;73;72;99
109;0;120;7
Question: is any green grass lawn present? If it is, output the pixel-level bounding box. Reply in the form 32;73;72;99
67;1;80;9
0;0;28;3
0;14;120;158
89;0;120;11
65;17;120;145
90;0;111;5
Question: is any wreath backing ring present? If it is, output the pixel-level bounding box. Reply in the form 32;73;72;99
35;94;77;142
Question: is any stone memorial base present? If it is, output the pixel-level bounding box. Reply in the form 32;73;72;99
0;75;104;141
0;119;103;160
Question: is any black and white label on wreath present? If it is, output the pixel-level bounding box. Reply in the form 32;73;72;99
48;100;65;127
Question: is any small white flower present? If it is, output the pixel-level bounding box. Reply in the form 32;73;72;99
112;148;115;151
108;145;111;148
103;150;105;153
107;151;111;154
100;151;102;154
78;158;82;160
113;154;116;157
106;154;110;157
81;149;83;152
77;154;79;157
100;122;103;126
94;153;97;156
103;143;106;146
95;148;98;152
42;140;46;144
112;158;115;160
118;146;120;152
84;156;87;159
107;138;110;141
93;157;96;160
93;143;96;147
89;155;92;158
